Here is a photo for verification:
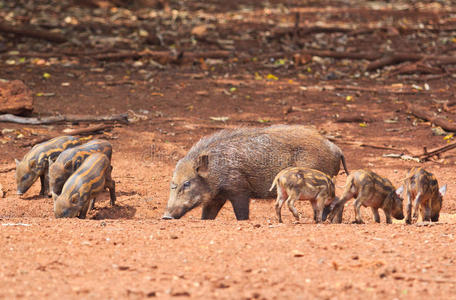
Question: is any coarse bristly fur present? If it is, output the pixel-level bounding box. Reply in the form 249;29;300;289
402;167;447;224
329;169;404;224
164;125;349;221
269;167;337;223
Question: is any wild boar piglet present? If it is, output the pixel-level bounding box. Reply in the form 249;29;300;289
15;136;81;196
330;170;404;224
269;167;336;223
402;167;446;224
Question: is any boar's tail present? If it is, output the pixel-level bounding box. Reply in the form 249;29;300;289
269;175;280;192
340;154;349;175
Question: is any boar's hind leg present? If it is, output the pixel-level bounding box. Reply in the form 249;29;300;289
371;207;381;223
201;198;227;220
229;194;250;221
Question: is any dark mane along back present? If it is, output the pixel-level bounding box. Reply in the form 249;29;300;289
185;127;254;161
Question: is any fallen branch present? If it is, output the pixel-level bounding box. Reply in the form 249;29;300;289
92;49;231;62
0;113;128;125
300;49;380;61
388;62;443;76
0;165;15;173
63;124;114;135
407;103;456;132
367;53;456;71
343;141;406;152
393;273;456;284
335;115;373;123
418;142;456;161
0;21;67;43
302;84;435;95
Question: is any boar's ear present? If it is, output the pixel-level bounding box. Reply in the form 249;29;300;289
196;154;209;178
64;160;72;170
15;158;20;166
28;159;37;170
395;185;404;196
439;184;447;197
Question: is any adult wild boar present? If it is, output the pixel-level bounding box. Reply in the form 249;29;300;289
163;125;349;220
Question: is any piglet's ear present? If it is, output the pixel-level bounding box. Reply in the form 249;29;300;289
196;154;209;178
71;194;78;204
439;184;447;197
15;158;20;166
28;159;37;169
51;192;58;201
395;185;404;196
64;160;72;170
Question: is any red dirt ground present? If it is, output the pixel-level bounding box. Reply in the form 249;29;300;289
1;1;456;299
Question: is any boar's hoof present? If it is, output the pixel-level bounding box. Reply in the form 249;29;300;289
162;214;174;220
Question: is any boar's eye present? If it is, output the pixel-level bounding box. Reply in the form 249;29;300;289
182;181;191;189
22;173;30;182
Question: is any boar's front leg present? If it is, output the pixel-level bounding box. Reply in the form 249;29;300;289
229;194;250;221
201;198;227;220
371;207;381;223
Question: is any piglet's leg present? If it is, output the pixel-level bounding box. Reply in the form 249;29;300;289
78;200;91;219
371;207;381;223
353;197;364;224
412;192;422;222
39;174;47;196
405;191;413;224
105;166;116;206
274;188;287;223
287;195;300;221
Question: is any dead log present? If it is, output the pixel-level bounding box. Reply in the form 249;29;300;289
0;80;33;115
367;53;456;71
0;113;129;125
0;22;67;43
300;49;380;61
407;103;456;132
